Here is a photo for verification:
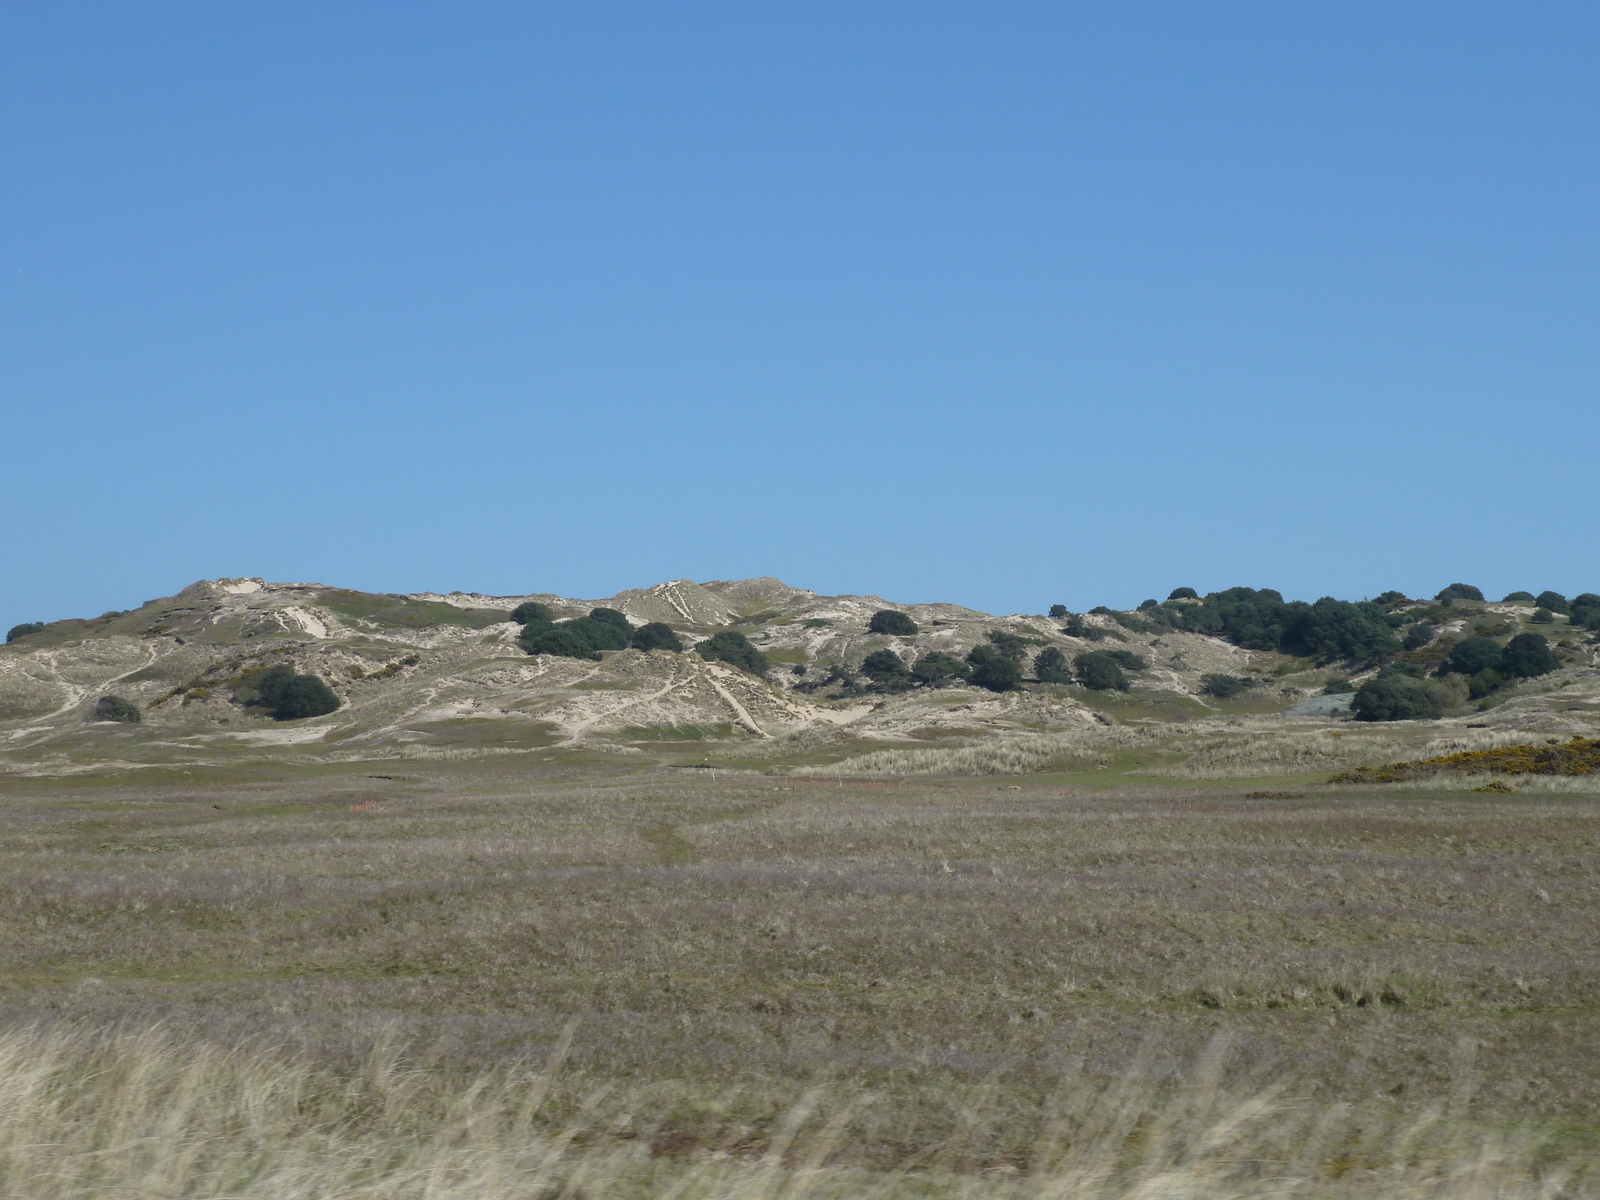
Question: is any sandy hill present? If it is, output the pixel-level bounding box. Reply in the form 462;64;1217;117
2;577;1595;778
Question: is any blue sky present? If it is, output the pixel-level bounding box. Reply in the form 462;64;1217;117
3;2;1597;624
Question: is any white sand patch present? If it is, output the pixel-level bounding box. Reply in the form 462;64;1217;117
216;578;265;595
208;726;334;745
280;607;330;639
813;703;873;726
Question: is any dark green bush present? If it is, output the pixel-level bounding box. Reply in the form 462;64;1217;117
910;651;969;688
868;610;919;636
1059;613;1089;638
1089;606;1113;616
1572;594;1600;631
860;649;911;689
1435;583;1484;603
966;645;1022;692
1351;672;1446;721
1074;651;1129;692
273;674;341;719
1530;608;1555;624
630;622;683;652
520;613;630;658
1374;591;1409;606
1033;647;1072;683
1501;632;1560;678
1168;587;1199;600
92;695;142;723
1466;669;1504;700
1180;588;1287;649
509;601;553;625
1278;598;1399;664
1199;673;1252;699
1103;649;1147;672
521;624;600;659
1502;591;1536;603
1323;678;1354;695
6;622;45;643
1048;604;1069;619
1138;599;1159;611
1403;623;1436;651
590;608;632;633
696;630;768;675
244;664;340;720
1535;591;1570;615
250;665;297;709
984;630;1030;662
1441;637;1505;677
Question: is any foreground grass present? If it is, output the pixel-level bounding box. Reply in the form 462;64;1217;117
1;1022;1588;1199
1;761;1597;1194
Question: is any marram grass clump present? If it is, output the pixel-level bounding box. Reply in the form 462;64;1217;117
0;1023;1588;1200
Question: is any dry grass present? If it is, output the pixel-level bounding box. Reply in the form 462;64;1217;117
0;1023;1587;1199
1134;729;1409;779
1;760;1598;1195
790;729;1137;777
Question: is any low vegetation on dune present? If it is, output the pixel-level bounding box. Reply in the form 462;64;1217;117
1332;734;1600;784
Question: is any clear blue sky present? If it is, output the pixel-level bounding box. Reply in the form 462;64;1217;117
3;2;1597;625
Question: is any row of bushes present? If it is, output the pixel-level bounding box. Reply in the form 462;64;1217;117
1350;631;1562;719
517;606;684;660
6;622;45;643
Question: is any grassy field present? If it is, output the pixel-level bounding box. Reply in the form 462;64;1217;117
2;758;1597;1196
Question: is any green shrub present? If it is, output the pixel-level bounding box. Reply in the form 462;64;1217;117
1059;613;1089;638
1535;591;1570;615
1440;637;1505;677
860;649;911;689
1168;587;1199;600
1374;591;1409;606
1502;591;1536;603
1530;608;1555;624
965;645;1022;692
1501;632;1560;678
1074;651;1129;692
1571;594;1600;631
1103;649;1147;671
92;695;142;723
1323;678;1354;695
1351;672;1446;721
629;622;682;652
1089;606;1113;616
984;630;1030;662
520;613;630;658
1138;599;1159;611
243;664;341;720
273;675;341;719
509;601;553;625
867;610;918;636
696;630;768;675
1403;623;1436;651
1033;647;1072;684
1435;583;1484;603
1048;604;1069;619
590;607;631;633
6;622;45;643
522;624;596;659
910;651;969;687
1278;598;1398;664
1199;673;1252;699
